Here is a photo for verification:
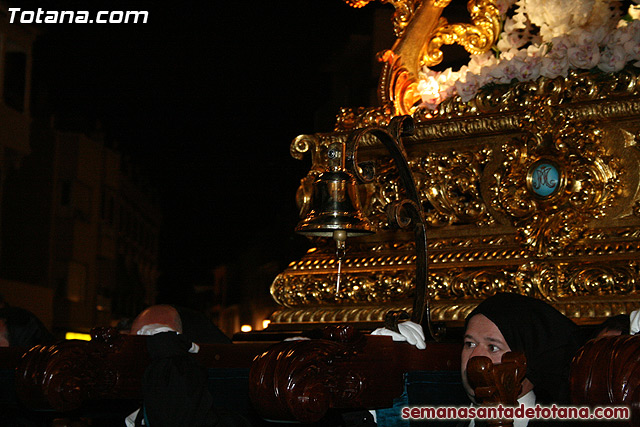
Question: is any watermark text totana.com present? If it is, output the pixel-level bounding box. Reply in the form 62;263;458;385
8;8;148;24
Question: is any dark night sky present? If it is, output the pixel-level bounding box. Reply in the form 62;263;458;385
24;0;387;287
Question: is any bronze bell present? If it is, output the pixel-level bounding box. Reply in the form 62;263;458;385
295;169;373;239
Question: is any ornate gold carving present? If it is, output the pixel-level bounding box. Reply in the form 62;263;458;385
352;148;496;229
270;304;412;324
271;270;417;307
378;52;424;116
564;263;639;298
342;0;375;8
283;67;640;327
423;0;501;68
270;260;640;324
431;69;640;119
335;105;393;132
269;294;640;325
490;104;624;257
514;261;559;301
417;150;495;226
375;0;501;115
290;134;319;162
274;254;640;305
291;135;326;218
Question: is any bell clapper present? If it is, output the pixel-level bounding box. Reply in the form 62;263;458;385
333;230;347;294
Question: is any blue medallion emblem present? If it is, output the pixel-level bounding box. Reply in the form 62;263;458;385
530;162;559;197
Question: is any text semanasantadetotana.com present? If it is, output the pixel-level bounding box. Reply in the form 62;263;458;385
8;8;148;24
401;404;630;421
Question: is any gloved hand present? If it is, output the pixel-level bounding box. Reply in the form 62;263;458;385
370;320;426;349
630;309;640;335
137;323;200;353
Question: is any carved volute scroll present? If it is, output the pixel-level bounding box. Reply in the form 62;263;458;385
571;335;640;425
466;351;527;427
249;326;374;423
16;327;131;412
249;325;461;423
422;0;500;68
15;328;273;414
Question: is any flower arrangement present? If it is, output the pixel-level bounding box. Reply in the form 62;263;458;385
418;0;640;110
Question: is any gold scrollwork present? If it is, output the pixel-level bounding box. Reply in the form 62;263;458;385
430;268;517;299
490;104;623;257
270;304;413;324
378;53;424;116
431;69;640;119
514;261;559;301
565;263;639;297
270;261;640;323
415;149;495;227
335;105;393;132
291;134;327;219
357;149;496;229
372;0;500;115
422;0;500;68
284;68;640;327
270;271;417;307
290;134;318;161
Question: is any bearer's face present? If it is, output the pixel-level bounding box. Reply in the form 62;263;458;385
460;314;511;399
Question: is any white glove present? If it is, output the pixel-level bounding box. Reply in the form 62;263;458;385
136;323;200;353
630;309;640;335
371;320;426;349
136;324;178;336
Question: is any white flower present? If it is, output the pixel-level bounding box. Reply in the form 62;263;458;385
455;75;482;103
540;54;570;78
467;52;498;75
571;26;608;45
499;47;521;61
607;26;633;46
567;42;600;69
627;20;640;42
624;39;640;62
522;0;595;40
579;0;624;35
598;45;628;72
547;36;571;55
518;55;542;81
499;14;537;51
417;76;442;110
497;30;528;51
417;69;462;109
526;43;550;58
414;0;640;109
490;60;521;83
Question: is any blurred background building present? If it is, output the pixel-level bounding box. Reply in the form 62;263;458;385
0;1;394;339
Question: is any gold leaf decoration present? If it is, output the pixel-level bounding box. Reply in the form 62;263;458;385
422;0;500;68
490;103;623;257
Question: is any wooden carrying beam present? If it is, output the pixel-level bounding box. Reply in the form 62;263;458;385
249;325;461;423
571;335;640;426
14;327;273;413
7;326;640;426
